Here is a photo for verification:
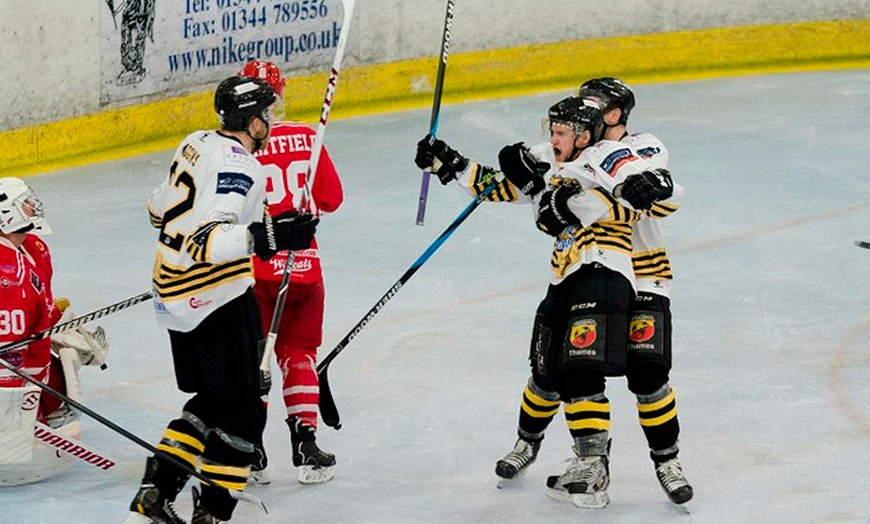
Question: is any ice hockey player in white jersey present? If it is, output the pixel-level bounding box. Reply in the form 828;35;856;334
577;77;693;506
416;95;681;509
127;75;318;524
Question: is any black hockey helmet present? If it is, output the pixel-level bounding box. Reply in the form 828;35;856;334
578;77;635;125
547;96;605;144
214;76;277;131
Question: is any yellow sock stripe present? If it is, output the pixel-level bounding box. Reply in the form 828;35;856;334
162;428;206;453
636;389;676;412
156;444;199;468
567;418;611;432
201;463;251;478
639;408;678;428
523;387;561;408
563;400;610;414
521;401;560;418
199;478;248;491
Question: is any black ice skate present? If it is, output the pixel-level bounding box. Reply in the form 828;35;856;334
654;457;693;505
288;416;335;484
495;438;541;482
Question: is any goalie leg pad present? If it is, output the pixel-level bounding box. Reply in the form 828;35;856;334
0;385;41;465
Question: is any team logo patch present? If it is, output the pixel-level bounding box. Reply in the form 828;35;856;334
30;269;42;293
3;352;23;367
629;314;656;343
599;148;637;176
216;172;254;196
635;146;661;159
21;390;40;411
569;319;597;349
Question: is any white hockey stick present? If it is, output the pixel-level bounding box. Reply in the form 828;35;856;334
260;0;357;372
855;239;870;250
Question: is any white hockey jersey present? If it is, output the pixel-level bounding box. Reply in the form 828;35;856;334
147;131;266;332
455;140;667;288
620;132;679;298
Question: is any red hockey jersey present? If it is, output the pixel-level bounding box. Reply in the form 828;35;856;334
252;121;344;285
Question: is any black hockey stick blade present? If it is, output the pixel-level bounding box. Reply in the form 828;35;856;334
855;239;870;250
318;368;342;430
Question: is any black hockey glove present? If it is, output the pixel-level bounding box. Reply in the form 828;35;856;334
536;180;583;236
414;134;469;185
249;210;319;260
497;142;550;196
616;168;674;210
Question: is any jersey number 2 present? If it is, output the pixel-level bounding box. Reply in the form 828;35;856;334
158;161;197;252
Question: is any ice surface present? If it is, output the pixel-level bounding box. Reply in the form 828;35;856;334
2;69;870;523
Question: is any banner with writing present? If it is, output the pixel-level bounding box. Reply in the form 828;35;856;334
99;0;355;104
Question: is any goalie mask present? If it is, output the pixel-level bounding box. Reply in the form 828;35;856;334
0;177;52;235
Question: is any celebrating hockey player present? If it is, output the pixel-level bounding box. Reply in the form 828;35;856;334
239;59;343;486
577;77;692;505
0;177;109;486
414;94;681;509
126;75;317;523
489;80;691;508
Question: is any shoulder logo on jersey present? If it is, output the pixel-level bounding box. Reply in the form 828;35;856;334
29;269;42;293
569;318;597;349
629;314;655;343
599;148;637;176
216;172;254;196
635;146;661;159
223;144;255;168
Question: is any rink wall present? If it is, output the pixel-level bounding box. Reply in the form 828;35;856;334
1;0;869;178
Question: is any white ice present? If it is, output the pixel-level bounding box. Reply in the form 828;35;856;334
2;69;870;523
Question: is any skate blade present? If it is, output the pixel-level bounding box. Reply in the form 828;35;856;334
122;513;154;524
571;490;610;509
248;470;272;487
545;487;574;503
297;465;334;484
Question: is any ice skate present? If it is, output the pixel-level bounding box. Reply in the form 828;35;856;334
248;444;271;486
124;484;186;524
124;457;187;524
288;416;335;484
191;485;228;523
546;454;610;509
655;457;693;505
495;438;540;487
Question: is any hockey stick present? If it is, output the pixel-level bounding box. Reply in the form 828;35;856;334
260;0;356;373
33;422;141;479
318;182;498;429
0;358;267;512
0;291;153;358
855;240;870;249
415;0;456;227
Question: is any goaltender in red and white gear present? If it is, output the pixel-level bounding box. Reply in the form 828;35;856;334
0;177;110;487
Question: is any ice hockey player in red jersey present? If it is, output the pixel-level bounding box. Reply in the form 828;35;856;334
239;59;344;486
0;177;109;486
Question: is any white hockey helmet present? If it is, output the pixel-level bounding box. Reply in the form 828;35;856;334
0;177;52;235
